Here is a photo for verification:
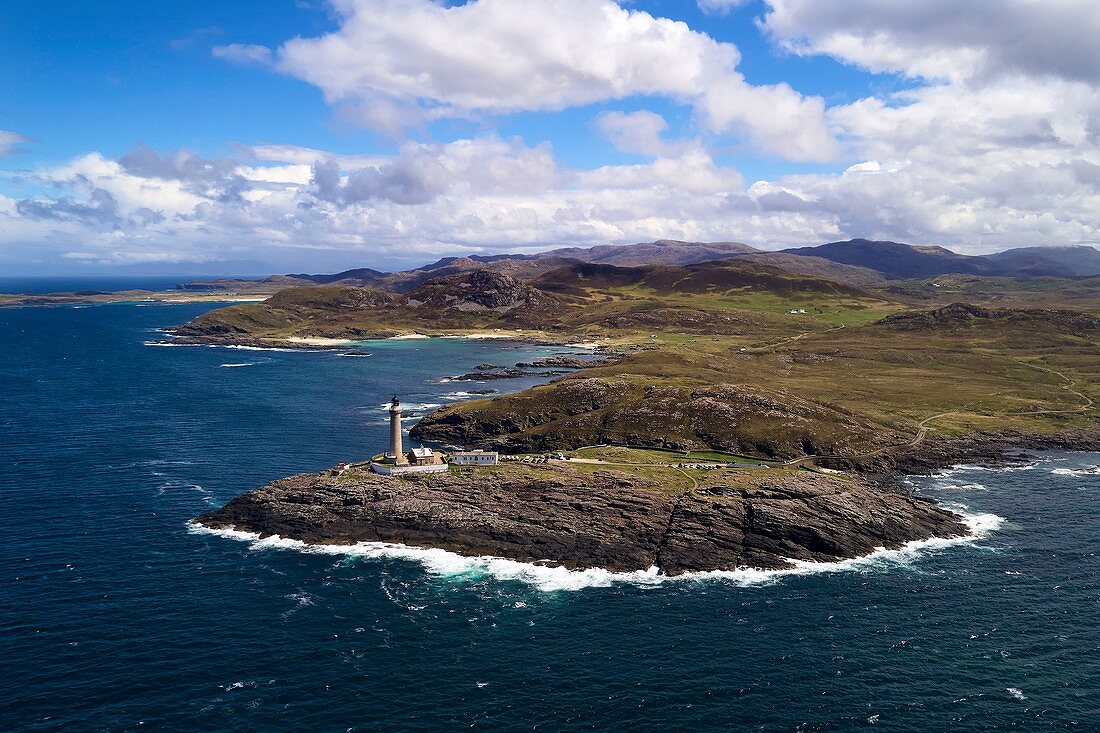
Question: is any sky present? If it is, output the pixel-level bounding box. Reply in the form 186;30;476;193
2;0;1099;275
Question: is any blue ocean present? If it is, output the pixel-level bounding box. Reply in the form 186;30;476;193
2;299;1099;731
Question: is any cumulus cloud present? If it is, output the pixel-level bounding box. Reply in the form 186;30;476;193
5;2;1100;270
16;189;121;226
269;0;838;161
595;110;683;157
312;137;565;206
5;119;1099;270
5;139;786;268
743;0;1100;250
761;0;1100;84
120;143;241;179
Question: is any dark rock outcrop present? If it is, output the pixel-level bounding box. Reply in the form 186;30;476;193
877;302;1100;334
448;368;565;381
404;270;561;314
411;377;902;458
825;429;1100;475
515;355;618;369
195;466;967;574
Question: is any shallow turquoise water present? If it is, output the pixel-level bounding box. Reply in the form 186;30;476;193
2;302;1098;731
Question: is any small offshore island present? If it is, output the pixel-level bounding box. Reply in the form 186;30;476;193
162;238;1097;574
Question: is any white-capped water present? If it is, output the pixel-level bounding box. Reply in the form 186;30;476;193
187;504;1003;593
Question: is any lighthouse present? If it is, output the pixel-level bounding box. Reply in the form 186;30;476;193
370;395;448;475
387;395;408;465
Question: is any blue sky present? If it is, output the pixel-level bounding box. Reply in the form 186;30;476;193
1;1;893;171
1;0;1096;274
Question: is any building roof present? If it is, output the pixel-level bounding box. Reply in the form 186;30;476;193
411;447;434;458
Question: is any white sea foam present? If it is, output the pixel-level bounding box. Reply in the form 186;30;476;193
158;482;217;506
442;391;480;401
1006;687;1026;701
390;334;430;340
929;481;990;492
1051;466;1100;477
285;336;354;346
950;462;1041;473
188;504;1002;592
187;522;660;591
219;362;258;368
223;345;304;352
143;340;305;352
376;401;441;412
933;461;1043;478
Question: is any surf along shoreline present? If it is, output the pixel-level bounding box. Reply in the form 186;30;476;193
178;330;1099;584
189;419;1075;585
189;437;1100;587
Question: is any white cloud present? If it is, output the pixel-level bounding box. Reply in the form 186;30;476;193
595;110;682;157
212;43;273;67
0;130;28;156
696;0;750;16
761;0;1100;85
747;0;1100;250
6;2;1100;270
6;122;1100;271
270;0;838;161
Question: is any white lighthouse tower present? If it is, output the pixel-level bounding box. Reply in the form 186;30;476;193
387;394;408;465
370;395;448;475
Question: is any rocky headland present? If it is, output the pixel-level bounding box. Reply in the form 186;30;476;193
176;252;1096;576
194;463;968;575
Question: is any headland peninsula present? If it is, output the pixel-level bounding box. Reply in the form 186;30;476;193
17;238;1100;574
177;239;1099;572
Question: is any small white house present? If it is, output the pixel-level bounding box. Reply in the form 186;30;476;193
410;447;436;461
450;450;500;466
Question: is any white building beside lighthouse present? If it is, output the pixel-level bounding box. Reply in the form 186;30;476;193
370;395;449;475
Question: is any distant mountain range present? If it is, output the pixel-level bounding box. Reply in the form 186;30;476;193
181;238;1100;293
781;239;1100;279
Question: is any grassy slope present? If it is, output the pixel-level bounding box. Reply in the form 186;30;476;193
411;301;1098;458
176;264;1099;460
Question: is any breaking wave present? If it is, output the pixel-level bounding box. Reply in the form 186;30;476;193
441;391;492;401
1051;466;1100;477
142;341;306;352
187;506;1002;593
375;401;441;412
223;345;311;352
948;462;1042;473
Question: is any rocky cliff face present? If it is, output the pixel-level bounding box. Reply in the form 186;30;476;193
410;377;903;459
195;465;967;574
404;270;562;314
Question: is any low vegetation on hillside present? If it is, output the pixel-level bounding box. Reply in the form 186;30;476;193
170;241;1099;465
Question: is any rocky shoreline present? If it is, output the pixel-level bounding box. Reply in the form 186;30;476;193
194;462;970;575
823;429;1100;476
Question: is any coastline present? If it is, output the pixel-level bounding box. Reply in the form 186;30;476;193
191;457;972;578
0;290;271;307
187;488;1003;591
162;330;617;352
830;429;1100;477
187;426;1100;586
